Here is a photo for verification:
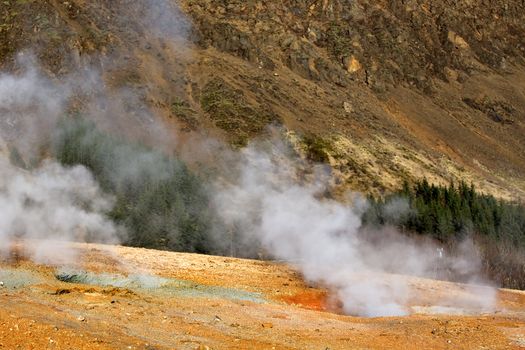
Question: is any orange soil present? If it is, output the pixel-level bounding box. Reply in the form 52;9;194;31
0;242;525;349
278;289;330;312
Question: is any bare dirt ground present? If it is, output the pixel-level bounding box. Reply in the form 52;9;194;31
1;242;525;349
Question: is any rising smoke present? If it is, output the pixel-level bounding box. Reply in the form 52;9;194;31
0;0;191;263
212;138;496;316
0;144;120;263
0;63;124;264
138;0;191;44
0;58;67;162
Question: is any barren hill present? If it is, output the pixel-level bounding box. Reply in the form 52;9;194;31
1;0;524;198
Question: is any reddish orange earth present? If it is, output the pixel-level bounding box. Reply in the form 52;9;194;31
1;242;525;349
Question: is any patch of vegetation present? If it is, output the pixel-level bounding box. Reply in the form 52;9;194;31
111;67;143;87
302;134;333;163
0;2;24;60
363;180;525;289
200;77;279;146
324;21;354;59
53;117;216;253
170;98;199;130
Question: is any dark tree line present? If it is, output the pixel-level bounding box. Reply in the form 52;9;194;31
53;117;217;253
363;179;525;288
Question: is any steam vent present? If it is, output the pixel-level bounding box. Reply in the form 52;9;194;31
1;0;525;349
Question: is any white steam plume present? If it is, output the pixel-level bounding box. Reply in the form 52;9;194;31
0;3;497;316
0;61;67;161
0;141;120;263
213;139;496;317
110;0;191;54
0;62;123;264
141;0;191;43
0;1;191;264
0;59;157;263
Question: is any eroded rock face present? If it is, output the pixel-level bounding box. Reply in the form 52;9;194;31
188;0;525;92
2;0;524;98
0;0;524;198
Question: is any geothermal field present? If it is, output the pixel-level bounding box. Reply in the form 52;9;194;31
1;0;525;349
0;241;524;349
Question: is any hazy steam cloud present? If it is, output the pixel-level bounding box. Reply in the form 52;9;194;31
0;63;123;264
111;0;191;52
141;0;191;43
0;147;120;263
0;62;68;161
0;51;184;263
213;139;496;317
0;63;128;263
0;0;196;264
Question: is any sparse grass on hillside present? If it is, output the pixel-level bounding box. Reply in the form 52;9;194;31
301;134;333;163
201;77;279;146
324;21;354;60
170;97;199;130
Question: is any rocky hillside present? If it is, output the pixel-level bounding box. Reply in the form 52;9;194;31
1;0;525;198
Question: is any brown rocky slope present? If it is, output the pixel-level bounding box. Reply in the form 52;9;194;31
0;0;524;198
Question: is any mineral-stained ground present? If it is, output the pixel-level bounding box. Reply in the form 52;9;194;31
1;242;525;349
